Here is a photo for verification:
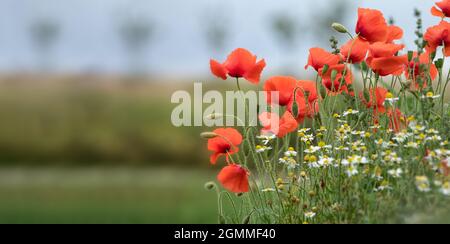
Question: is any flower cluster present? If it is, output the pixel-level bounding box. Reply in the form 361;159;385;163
200;3;450;223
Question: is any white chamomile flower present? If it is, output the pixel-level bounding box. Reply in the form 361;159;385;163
421;91;441;99
392;132;412;143
440;182;450;196
279;157;298;169
342;108;359;117
284;147;297;157
346;166;358;177
256;145;272;153
426;129;439;134
298;128;311;134
304;211;316;218
257;134;276;145
426;135;442;142
374;181;392;192
304;146;320;154
387;168;403;178
318;156;334;167
404;142;419;149
415;176;431;192
300;134;315;143
261;188;276;193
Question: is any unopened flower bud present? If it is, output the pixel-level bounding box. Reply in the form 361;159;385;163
200;132;218;139
435;58;444;69
407;51;414;62
332;22;349;34
204;181;216;190
291;101;299;118
205;113;223;120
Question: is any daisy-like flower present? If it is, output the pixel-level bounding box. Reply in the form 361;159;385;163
382;150;402;164
317;126;328;133
347;154;369;164
410;123;426;133
256;134;276;145
404;142;419;149
426;128;439;134
374;180;392;192
387;168;403;178
284;147;298;157
256;145;272;153
304;211;316;219
300;134;315;143
351;130;365;136
304;146;320;154
421;91;441;99
384;92;399;104
392;132;412;143
279;157;298;169
298;128;312;134
415;176;431;192
342;108;359;117
426;135;442;142
336;146;350;151
440;182;450;196
346;166;359;177
318;156;334;168
317;141;332;150
261;188;276;193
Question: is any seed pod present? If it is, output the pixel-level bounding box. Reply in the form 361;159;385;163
435;58;444;69
321;64;329;75
205;113;223;120
204;181;216;190
331;22;349;34
200;132;218;139
319;83;327;99
219;214;226;224
291;101;299;118
407;51;414;62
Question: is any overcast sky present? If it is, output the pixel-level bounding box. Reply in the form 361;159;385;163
0;0;438;76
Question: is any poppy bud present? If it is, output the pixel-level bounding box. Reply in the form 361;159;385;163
200;132;218;139
407;51;414;62
330;69;338;83
430;50;436;61
331;22;349;34
435;58;444;70
360;61;368;72
319;83;327;99
363;89;371;103
204;181;216;190
321;64;329;75
242;211;254;224
291;101;299;118
205;113;223;120
219;214;226;224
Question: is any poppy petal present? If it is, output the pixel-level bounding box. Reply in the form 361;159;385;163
210;59;227;80
217;164;249;193
244;59;266;84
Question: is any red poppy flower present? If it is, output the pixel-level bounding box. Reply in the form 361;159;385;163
287;80;319;122
431;0;450;18
424;21;450;56
217;164;249;193
368;42;405;59
305;48;341;71
263;76;297;106
365;42;407;76
386;25;404;43
360;87;388;113
207;128;243;164
369;55;408;76
319;64;353;93
386;108;406;133
405;52;438;90
259;111;298;138
210;48;266;84
355;8;389;43
340;37;370;64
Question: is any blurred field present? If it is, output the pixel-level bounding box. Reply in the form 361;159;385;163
0;74;209;166
0;167;221;224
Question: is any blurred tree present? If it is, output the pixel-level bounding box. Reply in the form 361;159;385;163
309;0;353;47
269;13;301;74
271;14;299;52
203;11;229;54
118;17;153;78
29;18;60;72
